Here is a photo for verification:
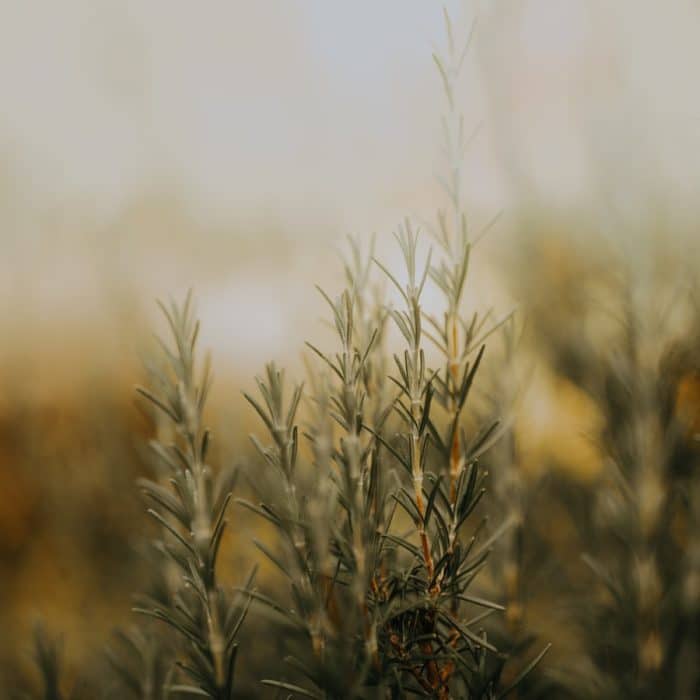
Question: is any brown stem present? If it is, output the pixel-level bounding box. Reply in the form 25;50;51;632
420;640;442;692
448;313;462;504
449;428;461;504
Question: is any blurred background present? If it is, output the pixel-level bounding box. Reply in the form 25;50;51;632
2;0;700;696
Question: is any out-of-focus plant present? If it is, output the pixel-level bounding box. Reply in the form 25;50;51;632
475;318;553;697
583;295;699;697
511;245;700;699
15;624;67;700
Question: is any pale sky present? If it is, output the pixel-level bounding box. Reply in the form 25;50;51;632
1;1;700;369
2;1;700;228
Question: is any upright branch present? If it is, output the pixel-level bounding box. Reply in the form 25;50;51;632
306;275;389;667
427;7;508;506
375;223;435;580
135;293;253;700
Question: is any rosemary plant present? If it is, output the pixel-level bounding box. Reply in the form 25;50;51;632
514;257;700;699
576;287;700;699
4;6;597;699
120;293;254;699
242;218;551;699
239;6;550;698
14;624;66;700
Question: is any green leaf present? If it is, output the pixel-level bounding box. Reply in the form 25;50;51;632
135;386;179;423
424;474;443;527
